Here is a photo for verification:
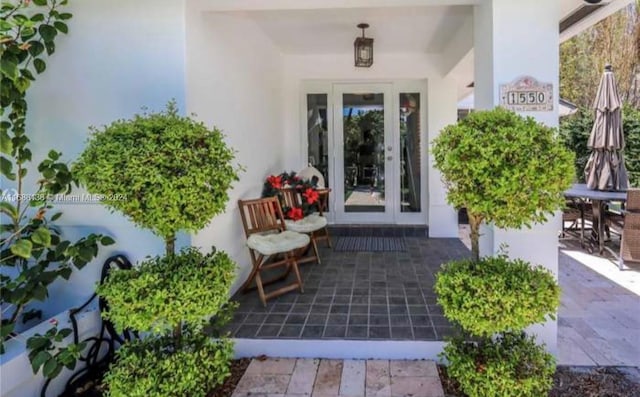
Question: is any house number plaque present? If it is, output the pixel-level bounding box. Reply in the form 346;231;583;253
499;76;553;112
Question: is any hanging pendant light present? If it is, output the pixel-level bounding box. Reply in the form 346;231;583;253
354;23;373;68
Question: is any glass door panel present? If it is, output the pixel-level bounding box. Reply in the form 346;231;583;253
333;84;393;223
342;93;385;213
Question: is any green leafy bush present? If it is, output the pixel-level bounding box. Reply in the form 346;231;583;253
98;247;236;334
432;107;574;260
75;101;241;396
559;104;640;188
104;333;233;397
73;101;241;247
444;332;555;397
436;255;560;337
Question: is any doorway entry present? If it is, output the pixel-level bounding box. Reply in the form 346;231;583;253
303;81;426;224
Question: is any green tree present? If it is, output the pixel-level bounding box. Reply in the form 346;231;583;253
560;2;640;108
432;108;575;261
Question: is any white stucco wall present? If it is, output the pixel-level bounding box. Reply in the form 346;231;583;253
14;0;187;316
186;10;286;293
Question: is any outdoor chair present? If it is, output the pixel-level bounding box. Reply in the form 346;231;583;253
238;196;309;306
619;211;640;270
606;189;640;238
562;198;591;247
278;187;331;264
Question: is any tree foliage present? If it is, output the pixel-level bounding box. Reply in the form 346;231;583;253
560;2;640;108
98;247;236;335
432;107;575;260
436;255;560;337
73;101;241;252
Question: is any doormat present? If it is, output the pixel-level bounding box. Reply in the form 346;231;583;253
334;236;407;252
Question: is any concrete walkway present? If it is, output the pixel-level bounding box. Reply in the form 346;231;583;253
232;358;445;397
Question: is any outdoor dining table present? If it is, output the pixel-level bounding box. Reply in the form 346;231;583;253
564;183;627;255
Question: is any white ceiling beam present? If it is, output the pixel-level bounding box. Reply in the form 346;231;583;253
189;0;481;12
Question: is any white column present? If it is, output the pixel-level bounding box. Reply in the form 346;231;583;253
474;0;561;355
428;77;459;238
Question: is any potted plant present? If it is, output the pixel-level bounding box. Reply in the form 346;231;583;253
432;107;574;397
73;101;241;397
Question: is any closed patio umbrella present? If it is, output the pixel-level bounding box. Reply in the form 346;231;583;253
584;64;629;191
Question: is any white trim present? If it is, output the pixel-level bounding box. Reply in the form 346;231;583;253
234;338;446;360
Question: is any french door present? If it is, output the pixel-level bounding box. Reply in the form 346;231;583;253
303;81;426;224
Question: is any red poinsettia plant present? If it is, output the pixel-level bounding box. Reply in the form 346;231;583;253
262;171;320;221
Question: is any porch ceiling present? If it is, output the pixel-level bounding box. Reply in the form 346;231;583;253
237;6;473;54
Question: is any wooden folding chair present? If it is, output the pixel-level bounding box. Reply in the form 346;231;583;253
278;187;331;264
238;197;310;306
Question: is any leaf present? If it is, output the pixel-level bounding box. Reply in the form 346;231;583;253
31;13;45;22
38;24;57;42
33;58;46;74
43;357;62;379
48;150;60;160
28;41;45;57
10;239;33;259
32;284;47;301
26;336;49;351
0;57;18;81
45;40;55;55
31;227;52;247
0;322;14;338
59;13;73;20
58;267;72;280
0;156;15;180
33;0;48;5
58;328;72;338
101;236;115;246
1;130;12;154
0;201;17;218
53;21;68;34
30;351;51;374
78;245;95;262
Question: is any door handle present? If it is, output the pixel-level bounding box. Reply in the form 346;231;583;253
387;146;393;151
387;156;393;161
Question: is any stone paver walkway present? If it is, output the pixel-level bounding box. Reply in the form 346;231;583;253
558;248;640;366
232;358;444;397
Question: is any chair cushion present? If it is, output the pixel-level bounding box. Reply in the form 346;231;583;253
247;230;310;256
285;214;328;233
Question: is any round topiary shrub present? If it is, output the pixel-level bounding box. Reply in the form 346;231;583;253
432;107;574;260
97;247;236;334
435;255;560;337
104;333;233;397
73;101;240;251
443;332;556;397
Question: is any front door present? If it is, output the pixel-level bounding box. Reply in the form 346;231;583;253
333;83;394;223
303;81;426;224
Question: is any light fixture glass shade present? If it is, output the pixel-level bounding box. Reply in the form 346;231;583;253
354;37;374;67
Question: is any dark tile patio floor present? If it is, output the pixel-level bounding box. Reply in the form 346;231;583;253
226;229;470;341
